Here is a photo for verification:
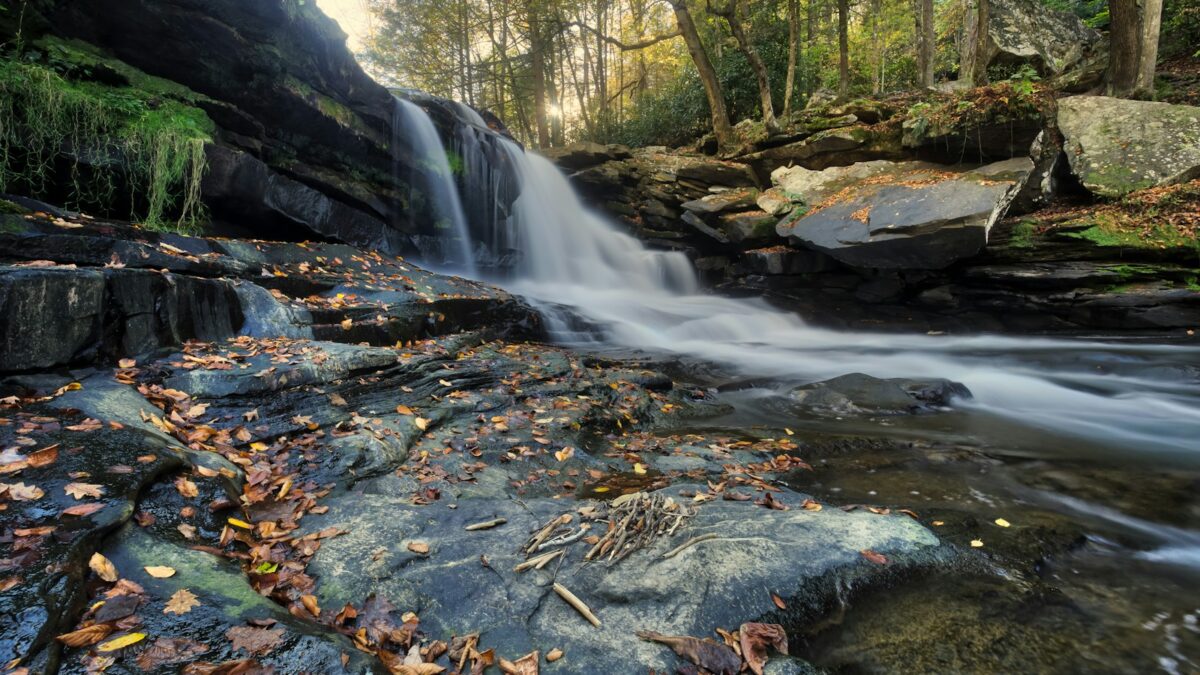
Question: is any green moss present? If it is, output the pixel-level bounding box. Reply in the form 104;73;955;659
0;197;28;215
1008;219;1039;249
1185;277;1200;292
0;53;212;232
1064;218;1197;251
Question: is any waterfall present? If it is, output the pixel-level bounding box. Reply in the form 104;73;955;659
391;97;476;276
489;139;1200;457
396;102;1200;458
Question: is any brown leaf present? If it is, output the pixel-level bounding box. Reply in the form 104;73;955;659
89;552;119;582
300;594;320;617
545;648;563;662
636;631;741;675
499;651;538;675
27;445;59;467
56;624;113;648
738;623;789;675
136;637;211;670
388;664;446;675
145;565;177;578
1;482;45;501
225;626;284;656
165;588;200;615
860;549;889;565
176;476;199;498
407;541;430;555
771;593;787;610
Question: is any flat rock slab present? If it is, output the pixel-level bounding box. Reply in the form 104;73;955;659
304;488;946;673
1058;96;1200;197
776;160;1032;269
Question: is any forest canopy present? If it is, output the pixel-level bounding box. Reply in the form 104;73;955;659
358;0;1200;150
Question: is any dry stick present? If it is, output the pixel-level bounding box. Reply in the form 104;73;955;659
534;549;565;570
537;524;590;551
515;549;563;572
661;533;719;559
465;517;507;531
553;582;601;627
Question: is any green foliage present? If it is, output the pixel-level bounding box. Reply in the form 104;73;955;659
0;49;212;232
1164;0;1200;56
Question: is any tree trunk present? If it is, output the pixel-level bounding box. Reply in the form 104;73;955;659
837;0;850;99
1136;0;1163;96
960;0;990;85
526;1;551;148
1108;0;1140;96
784;0;800;118
669;0;736;153
713;0;779;133
916;0;934;88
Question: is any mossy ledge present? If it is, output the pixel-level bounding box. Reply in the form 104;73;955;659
0;40;214;232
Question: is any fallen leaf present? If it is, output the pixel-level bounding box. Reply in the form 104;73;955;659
97;632;147;652
395;405;414;415
175;476;199;498
64;482;104;500
63;502;105;517
499;651;538;675
739;623;789;675
636;631;741;675
301;594;320;617
136;637;210;670
165;588;200;615
407;541;430;555
971;539;984;548
118;358;137;369
340;318;353;331
554;447;575;462
414;417;430;431
771;593;787;610
2;482;45;500
228;518;253;529
145;566;177;578
226;626;284;656
632;463;647;475
995;518;1011;528
860;550;888;565
546;648;563;662
56;624;114;648
89;552;119;582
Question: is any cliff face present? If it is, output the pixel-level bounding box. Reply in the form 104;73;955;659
0;0;517;256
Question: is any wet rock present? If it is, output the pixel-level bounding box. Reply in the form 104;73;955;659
542;142;633;172
718;211;779;245
1058;96;1200;197
743;125;904;174
741;247;835;276
304;488;948;673
776;160;1033;269
681;188;760;215
790;373;971;415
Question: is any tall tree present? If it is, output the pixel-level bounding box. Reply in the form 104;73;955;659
668;0;736;152
916;0;934;88
1109;0;1164;97
783;0;800;117
525;0;552;147
710;0;780;133
959;0;989;86
837;0;850;98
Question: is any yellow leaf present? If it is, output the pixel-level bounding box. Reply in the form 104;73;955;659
89;552;118;582
970;539;984;548
340;318;353;331
784;428;794;436
994;518;1011;528
632;463;647;475
593;486;610;493
164;588;200;615
554;447;575;462
144;566;176;578
97;632;146;652
227;518;253;529
395;404;415;416
249;441;269;452
414;417;430;431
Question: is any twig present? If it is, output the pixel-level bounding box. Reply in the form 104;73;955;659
661;533;719;559
537;524;590;551
515;549;564;572
465;517;507;531
553;582;601;627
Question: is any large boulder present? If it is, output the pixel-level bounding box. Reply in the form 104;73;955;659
1058;96;1200;197
541;142;633;172
976;0;1100;76
775;159;1033;269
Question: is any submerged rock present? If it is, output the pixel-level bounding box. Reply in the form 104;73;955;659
790;373;972;415
775;159;1033;269
1058;96;1200;197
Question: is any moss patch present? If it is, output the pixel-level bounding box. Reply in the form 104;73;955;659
0;43;213;232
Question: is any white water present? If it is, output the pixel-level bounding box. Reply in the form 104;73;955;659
478;140;1200;458
392;98;476;275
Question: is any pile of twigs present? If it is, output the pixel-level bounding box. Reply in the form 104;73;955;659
519;491;694;569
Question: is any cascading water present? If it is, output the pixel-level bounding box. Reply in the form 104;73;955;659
391;97;476;275
473;137;1200;460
